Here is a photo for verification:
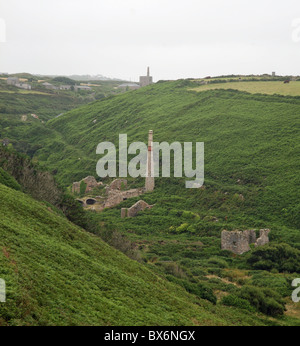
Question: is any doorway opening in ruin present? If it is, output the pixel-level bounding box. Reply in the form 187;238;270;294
86;198;97;205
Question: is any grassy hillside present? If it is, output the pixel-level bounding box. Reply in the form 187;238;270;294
1;79;299;325
32;80;300;225
0;74;128;123
0;182;277;326
0;82;88;122
0;75;135;156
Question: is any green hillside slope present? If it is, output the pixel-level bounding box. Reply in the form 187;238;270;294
0;182;274;326
1;79;299;325
32;80;299;226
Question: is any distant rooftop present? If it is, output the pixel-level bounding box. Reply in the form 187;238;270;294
118;83;140;87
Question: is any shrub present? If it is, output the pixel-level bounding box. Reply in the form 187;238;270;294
190;268;208;277
161;262;187;279
182;210;200;220
169;209;183;217
237;285;285;316
247;243;300;273
59;193;98;234
80;181;87;196
282;204;300;228
99;228;142;262
187;225;196;233
166;275;217;305
160;256;172;261
176;223;189;233
207;257;229;268
0;168;21;191
221;294;255;312
250;272;291;297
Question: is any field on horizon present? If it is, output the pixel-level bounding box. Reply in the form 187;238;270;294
191;81;300;96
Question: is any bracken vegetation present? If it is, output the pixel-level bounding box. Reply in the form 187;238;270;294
0;78;299;325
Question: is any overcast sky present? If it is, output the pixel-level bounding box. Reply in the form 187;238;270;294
1;0;300;81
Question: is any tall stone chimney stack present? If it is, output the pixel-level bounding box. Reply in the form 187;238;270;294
147;67;150;77
145;130;155;191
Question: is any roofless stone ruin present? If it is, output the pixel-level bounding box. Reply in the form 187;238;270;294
221;229;270;254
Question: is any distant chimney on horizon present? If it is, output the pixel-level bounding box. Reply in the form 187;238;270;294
139;67;153;87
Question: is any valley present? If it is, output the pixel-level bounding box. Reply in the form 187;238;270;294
0;75;299;326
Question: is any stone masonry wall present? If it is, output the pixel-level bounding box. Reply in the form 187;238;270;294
221;229;270;255
121;200;153;218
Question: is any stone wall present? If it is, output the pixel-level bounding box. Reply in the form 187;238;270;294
72;175;102;194
121;200;153;218
83;176;100;192
244;229;257;245
221;229;270;255
221;230;251;255
104;188;144;209
108;179;127;191
255;229;270;247
139;76;153;87
72;182;81;194
73;177;149;213
76;187;145;212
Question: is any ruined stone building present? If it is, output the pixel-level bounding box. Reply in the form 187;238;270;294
72;175;102;194
139;67;153;87
75;178;145;211
6;77;19;85
15;83;31;90
121;200;153;218
42;82;58;90
221;229;270;255
74;130;156;215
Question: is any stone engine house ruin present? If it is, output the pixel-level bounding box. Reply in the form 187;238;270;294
221;229;270;254
73;130;156;216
